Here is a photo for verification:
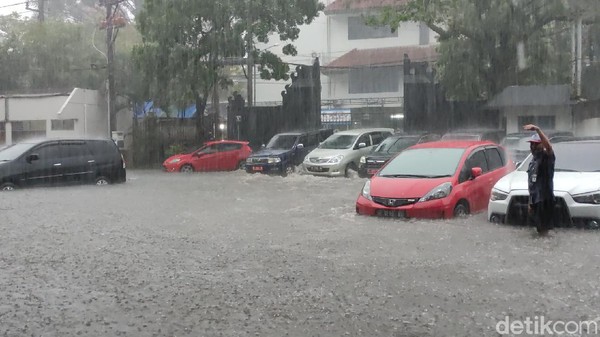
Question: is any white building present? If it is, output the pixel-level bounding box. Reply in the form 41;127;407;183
0;88;110;146
252;0;438;129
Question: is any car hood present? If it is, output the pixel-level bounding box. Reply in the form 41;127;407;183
494;171;600;195
366;154;392;161
307;148;351;158
164;153;191;163
250;149;290;157
370;176;453;198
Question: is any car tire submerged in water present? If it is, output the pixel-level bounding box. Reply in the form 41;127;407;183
180;164;194;173
237;160;246;170
282;165;294;177
453;201;470;217
0;182;16;191
345;163;358;178
95;176;110;186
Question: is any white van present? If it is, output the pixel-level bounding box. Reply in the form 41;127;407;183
302;128;393;177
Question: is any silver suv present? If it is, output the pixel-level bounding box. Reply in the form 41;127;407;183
302;128;394;177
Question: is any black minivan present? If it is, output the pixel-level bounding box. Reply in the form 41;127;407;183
0;138;126;191
245;129;334;176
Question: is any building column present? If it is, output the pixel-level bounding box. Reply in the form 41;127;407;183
5;122;12;145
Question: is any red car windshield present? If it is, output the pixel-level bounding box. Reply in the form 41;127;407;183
378;148;465;178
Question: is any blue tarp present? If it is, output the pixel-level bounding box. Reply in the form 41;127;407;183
134;101;197;119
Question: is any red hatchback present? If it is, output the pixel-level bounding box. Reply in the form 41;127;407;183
356;141;515;219
162;140;252;173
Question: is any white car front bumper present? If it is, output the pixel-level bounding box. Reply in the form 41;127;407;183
488;190;600;227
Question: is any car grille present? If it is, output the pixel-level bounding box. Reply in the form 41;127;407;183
307;166;329;173
309;157;330;164
372;197;418;207
248;157;269;164
506;196;571;227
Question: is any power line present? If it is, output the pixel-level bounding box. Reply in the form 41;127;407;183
0;1;27;9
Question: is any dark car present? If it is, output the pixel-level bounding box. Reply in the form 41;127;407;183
441;128;506;144
501;130;574;164
358;132;440;178
0;138;126;191
245;129;334;176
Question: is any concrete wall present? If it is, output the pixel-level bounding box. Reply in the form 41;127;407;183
504;106;573;133
0;88;107;145
574;117;600;136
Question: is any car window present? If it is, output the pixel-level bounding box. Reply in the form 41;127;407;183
61;142;90;158
35;143;61;160
356;134;371;148
459;149;489;183
369;132;385;145
198;145;218;154
485;147;504;170
306;133;319;147
218;143;242;152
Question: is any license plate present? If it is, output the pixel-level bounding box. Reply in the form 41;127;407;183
376;210;407;218
252;166;263;171
309;166;324;172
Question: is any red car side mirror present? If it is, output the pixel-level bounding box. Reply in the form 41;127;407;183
471;167;483;179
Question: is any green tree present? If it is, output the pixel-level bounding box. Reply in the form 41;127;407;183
371;0;575;100
132;0;323;139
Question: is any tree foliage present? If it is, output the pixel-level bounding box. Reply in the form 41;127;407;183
132;0;323;116
372;0;583;100
0;14;139;109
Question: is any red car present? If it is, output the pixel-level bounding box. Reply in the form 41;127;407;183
162;140;252;173
356;141;515;219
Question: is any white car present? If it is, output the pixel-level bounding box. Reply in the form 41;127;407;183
488;140;600;229
302;128;394;177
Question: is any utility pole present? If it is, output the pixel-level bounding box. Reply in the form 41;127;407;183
246;0;253;108
100;0;125;137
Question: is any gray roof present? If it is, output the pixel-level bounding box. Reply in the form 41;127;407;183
485;84;573;109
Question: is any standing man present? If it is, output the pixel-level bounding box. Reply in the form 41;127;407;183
524;124;555;235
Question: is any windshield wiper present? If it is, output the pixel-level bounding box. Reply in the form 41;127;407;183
380;174;429;178
426;174;452;178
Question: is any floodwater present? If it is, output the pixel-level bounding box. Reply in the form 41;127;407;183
2;170;600;336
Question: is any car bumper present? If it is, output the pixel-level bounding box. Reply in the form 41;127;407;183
302;163;345;177
162;164;181;172
245;162;284;174
488;190;600;227
356;195;455;219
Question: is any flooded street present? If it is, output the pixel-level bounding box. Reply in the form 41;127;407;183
2;170;600;336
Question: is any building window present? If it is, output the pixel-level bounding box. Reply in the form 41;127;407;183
11;120;46;142
51;119;75;131
349;67;400;93
518;116;555;130
348;16;397;40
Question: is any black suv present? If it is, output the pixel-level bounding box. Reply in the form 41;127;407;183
0;138;126;191
358;132;440;178
246;129;334;176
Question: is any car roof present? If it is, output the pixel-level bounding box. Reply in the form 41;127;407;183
15;138;112;145
205;140;249;145
409;140;496;149
333;128;394;135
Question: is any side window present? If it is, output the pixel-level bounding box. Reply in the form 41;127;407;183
62;143;90;158
35;144;61;160
306;133;319;147
198;145;218;154
459;149;489;183
485;147;504;171
297;136;307;147
220;143;241;152
370;132;385;146
356;134;371;148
